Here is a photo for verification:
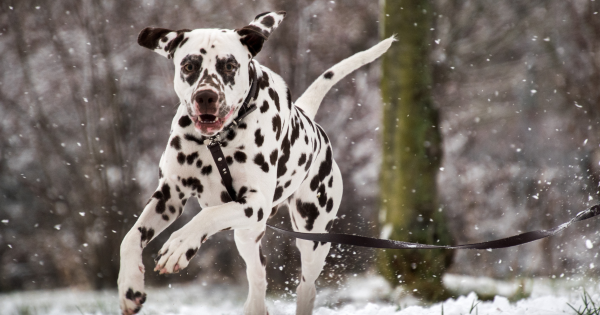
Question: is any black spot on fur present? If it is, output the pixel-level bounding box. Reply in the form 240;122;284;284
254;129;264;147
162;214;169;221
277;132;290;178
186;248;198;261
272;115;282;140
255;12;271;19
138;27;172;50
184;133;206;145
138;227;155;247
200;48;207;54
196;159;203;168
296;200;320;231
273;186;283;202
260;100;269;113
318;147;333;181
180;54;203;85
237;25;267;56
290;117;300;146
177;152;186;165
186;152;199;165
201;165;212;175
226;156;233;165
152;190;164;200
125;288;134;300
298;153;307;166
284;180;291;188
269;149;278;166
268;88;280;111
310;175;320;191
258;72;270;90
244;207;253;217
181;177;203;193
286;88;292;109
305;153;313;171
236;186;248;204
317;125;330;144
169;205;176;213
326;198;334;213
317;184;327;207
234;151;247;163
159;167;163;179
215;54;240;86
170;136;181;150
238;122;247;129
225;129;236;141
257;208;264;221
253;153;269;173
221;191;233;203
261;15;275;27
179;115;192;127
324;71;334;79
328;176;333;187
313;241;319;250
179;192;185;199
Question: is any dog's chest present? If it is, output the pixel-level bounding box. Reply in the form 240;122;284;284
159;69;326;210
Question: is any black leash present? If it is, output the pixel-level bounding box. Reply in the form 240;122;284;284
207;63;600;251
268;205;600;250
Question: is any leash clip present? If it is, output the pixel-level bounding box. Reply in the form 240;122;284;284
207;134;222;148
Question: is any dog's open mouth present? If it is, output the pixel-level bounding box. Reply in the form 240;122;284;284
199;114;219;124
192;114;224;134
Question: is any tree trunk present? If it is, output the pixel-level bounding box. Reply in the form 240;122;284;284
377;0;453;301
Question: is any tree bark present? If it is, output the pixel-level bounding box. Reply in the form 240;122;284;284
378;0;453;301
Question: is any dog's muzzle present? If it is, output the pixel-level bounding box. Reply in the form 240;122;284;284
190;89;233;135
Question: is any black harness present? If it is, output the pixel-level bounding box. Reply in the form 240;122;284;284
207;63;600;251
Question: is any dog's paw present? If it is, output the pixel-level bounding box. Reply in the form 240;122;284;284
118;262;146;315
154;230;203;274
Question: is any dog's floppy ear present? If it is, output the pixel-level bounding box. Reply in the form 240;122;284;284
138;27;191;59
236;11;286;56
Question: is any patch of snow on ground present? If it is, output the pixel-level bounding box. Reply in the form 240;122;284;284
1;274;598;315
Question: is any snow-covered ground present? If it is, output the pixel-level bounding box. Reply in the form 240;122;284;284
1;273;598;315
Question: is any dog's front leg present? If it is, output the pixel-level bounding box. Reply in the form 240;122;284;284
154;190;270;274
117;178;187;315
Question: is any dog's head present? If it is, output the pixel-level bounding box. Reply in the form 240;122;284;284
138;11;285;136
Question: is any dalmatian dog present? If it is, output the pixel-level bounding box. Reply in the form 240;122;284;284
117;11;394;315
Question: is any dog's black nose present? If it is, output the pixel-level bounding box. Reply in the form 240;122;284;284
194;90;219;114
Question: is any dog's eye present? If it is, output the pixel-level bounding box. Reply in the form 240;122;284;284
225;63;234;71
183;63;195;73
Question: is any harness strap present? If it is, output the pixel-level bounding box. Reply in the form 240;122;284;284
206;63;600;251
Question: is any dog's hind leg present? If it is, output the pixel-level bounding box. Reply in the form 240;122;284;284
289;162;343;315
235;228;269;315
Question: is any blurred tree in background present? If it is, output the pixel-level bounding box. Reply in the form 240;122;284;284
377;0;453;301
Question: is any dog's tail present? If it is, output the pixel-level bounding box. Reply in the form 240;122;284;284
294;36;396;120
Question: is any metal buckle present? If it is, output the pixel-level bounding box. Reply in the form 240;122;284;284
207;134;222;147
